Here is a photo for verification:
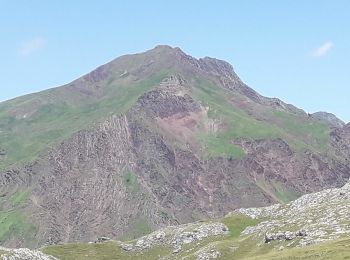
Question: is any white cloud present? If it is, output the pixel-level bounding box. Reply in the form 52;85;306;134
18;37;46;57
312;42;334;58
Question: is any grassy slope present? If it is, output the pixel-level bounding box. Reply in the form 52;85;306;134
42;242;171;260
190;78;330;159
246;237;350;260
0;190;35;244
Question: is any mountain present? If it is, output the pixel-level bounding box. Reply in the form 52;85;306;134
0;45;349;248
2;179;350;259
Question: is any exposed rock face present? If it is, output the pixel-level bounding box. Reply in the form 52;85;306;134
330;123;350;160
238;180;350;247
235;138;350;194
27;111;269;246
31;114;172;246
135;78;201;119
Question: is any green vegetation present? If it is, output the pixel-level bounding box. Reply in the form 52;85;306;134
254;178;299;204
122;171;140;194
120;217;152;241
193;79;280;158
273;111;331;152
221;214;261;239
0;211;36;243
191;78;331;159
272;181;299;203
10;190;30;206
246;237;350;260
43;241;171;260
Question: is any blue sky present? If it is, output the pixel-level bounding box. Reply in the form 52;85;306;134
1;1;349;122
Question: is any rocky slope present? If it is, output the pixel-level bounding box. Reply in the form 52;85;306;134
0;247;56;260
0;45;349;248
237;179;350;247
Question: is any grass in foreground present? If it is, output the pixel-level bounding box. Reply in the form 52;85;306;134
246;237;350;260
42;241;171;260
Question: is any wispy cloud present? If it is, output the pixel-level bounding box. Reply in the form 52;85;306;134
18;37;46;57
312;42;334;58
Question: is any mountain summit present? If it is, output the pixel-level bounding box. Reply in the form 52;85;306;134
0;46;349;248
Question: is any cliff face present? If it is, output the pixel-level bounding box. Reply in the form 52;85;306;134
0;46;349;248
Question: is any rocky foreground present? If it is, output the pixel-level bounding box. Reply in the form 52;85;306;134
117;179;350;258
0;247;56;260
236;179;350;248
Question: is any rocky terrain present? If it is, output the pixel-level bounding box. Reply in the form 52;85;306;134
237;179;350;247
0;247;56;260
120;222;229;254
37;180;350;259
0;45;349;249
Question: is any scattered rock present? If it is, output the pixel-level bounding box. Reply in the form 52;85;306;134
0;247;57;260
196;246;221;260
120;222;229;253
172;246;181;254
120;243;134;251
265;230;307;243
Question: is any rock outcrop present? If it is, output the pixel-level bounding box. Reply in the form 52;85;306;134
120;222;229;254
0;247;57;260
238;180;350;246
